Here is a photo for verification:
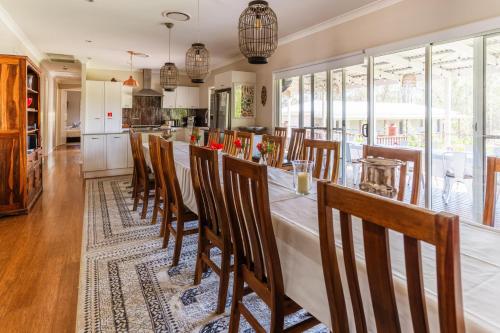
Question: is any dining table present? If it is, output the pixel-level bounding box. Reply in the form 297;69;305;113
143;140;500;332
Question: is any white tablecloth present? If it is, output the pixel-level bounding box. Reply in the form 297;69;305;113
144;141;500;332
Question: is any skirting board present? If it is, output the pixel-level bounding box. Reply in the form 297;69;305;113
83;168;133;179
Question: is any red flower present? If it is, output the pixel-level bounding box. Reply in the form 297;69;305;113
234;139;242;149
256;142;263;152
190;135;196;143
209;141;224;150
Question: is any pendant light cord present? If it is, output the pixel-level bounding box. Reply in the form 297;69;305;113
130;52;133;75
168;27;171;62
197;0;200;43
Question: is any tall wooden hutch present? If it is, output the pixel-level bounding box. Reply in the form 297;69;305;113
0;55;42;216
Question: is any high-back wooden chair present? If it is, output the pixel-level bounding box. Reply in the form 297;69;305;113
262;134;285;168
302;139;340;182
148;135;167;226
223;130;237;154
363;145;422;205
159;139;198;266
189;145;232;314
222;155;320;333
317;182;464;333
129;128;137;198
131;132;154;218
233;131;254;160
206;128;220;146
274;126;287;138
282;128;306;170
483;156;500;227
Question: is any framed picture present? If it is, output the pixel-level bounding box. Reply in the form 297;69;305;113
234;83;256;119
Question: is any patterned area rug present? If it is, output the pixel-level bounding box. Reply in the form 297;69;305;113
77;176;328;332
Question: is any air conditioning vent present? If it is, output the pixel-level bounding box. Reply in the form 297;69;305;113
46;53;77;64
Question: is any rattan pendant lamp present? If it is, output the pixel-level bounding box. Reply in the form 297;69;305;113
123;51;139;87
185;0;210;83
160;23;179;91
238;0;278;64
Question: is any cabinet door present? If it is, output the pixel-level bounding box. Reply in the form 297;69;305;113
122;86;133;108
188;87;199;108
104;82;123;133
85;81;105;133
126;135;134;168
176;87;188;108
106;134;127;169
162;90;176;108
83;135;106;171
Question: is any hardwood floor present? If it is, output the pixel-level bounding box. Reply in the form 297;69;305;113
0;145;84;332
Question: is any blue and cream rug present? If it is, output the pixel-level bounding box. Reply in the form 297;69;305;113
77;176;327;332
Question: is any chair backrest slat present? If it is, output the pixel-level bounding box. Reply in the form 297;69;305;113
262;134;285;168
223;130;237;154
303;139;340;182
287;128;306;162
317;182;464;333
362;145;422;205
207;128;220;146
159;139;184;209
131;132;148;182
483;156;500;227
274;126;287;138
148;136;166;191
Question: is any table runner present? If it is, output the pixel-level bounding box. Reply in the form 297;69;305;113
144;141;500;332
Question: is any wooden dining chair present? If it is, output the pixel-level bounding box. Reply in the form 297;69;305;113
274;126;287;137
129;128;136;198
223;130;237;154
131;132;155;219
233;131;254;160
302;139;340;182
363;145;422;205
282;128;306;170
148;135;167;227
317;182;464;333
262;134;285;168
483;156;500;227
222;155;320;333
206;128;220;145
159;139;198;266
189;145;232;314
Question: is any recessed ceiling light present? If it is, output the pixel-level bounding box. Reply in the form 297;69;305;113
162;11;190;22
85;0;95;2
85;40;93;43
63;66;69;70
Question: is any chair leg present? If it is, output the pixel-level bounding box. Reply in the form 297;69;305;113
152;189;160;225
193;229;205;285
160;201;167;238
172;216;185;267
132;188;140;211
269;296;285;333
216;248;231;314
228;268;244;333
141;186;150;219
131;168;137;198
162;209;172;249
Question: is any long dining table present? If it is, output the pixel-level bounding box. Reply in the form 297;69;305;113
144;140;500;332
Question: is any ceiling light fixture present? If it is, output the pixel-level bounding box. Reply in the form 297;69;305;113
160;23;179;92
162;11;191;22
123;51;139;87
185;0;210;84
238;0;278;64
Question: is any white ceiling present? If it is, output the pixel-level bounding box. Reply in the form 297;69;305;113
1;0;380;71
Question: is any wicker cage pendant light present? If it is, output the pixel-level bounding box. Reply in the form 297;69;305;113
239;0;278;64
185;0;210;83
160;23;179;91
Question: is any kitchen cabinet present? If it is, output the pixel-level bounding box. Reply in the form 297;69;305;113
85;81;105;133
162;90;176;108
84;80;123;133
83;135;106;171
106;134;128;169
188;87;199;108
122;86;133;108
176;87;189;108
172;86;199;109
214;71;256;90
104;82;123;133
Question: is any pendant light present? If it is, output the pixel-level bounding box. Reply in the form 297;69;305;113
185;0;210;83
160;23;179;91
238;0;278;64
123;51;139;87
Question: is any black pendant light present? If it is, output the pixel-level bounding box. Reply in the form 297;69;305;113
185;0;210;83
238;0;278;64
160;22;179;91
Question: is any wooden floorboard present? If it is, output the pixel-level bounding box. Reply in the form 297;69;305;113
0;145;84;333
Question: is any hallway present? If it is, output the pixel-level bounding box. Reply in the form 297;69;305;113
0;146;84;332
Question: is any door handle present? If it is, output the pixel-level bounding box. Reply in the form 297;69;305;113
362;123;368;138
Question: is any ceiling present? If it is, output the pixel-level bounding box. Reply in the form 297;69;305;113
1;0;380;71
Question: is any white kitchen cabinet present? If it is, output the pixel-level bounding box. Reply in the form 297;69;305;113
104;82;123;133
188;87;199;108
122;86;133;108
83;135;106;171
126;135;134;168
106;134;128;169
176;87;189;108
85;81;105;133
162;90;176;108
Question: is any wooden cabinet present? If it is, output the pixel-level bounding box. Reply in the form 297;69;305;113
168;86;199;109
0;55;42;216
106;134;127;169
162;90;176;108
83;135;106;171
85;80;123;134
121;86;133;108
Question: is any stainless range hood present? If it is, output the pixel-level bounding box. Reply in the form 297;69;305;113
134;69;163;97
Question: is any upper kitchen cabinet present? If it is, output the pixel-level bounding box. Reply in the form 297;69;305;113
121;85;133;108
188;87;199;109
214;71;256;89
84;80;123;133
162;90;176;109
167;86;199;109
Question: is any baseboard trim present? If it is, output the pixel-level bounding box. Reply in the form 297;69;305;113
83;168;133;179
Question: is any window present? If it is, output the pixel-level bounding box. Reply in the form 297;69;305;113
278;76;300;129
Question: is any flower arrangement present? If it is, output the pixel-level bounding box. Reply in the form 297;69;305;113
257;141;275;164
234;139;243;149
234;139;246;159
190;129;201;145
209;141;224;150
